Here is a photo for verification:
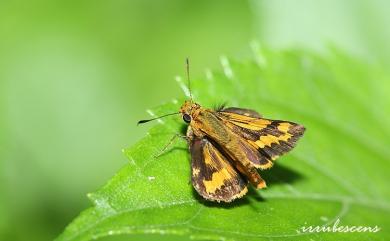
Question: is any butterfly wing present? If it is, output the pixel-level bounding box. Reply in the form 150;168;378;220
189;131;248;202
219;108;305;169
221;107;262;118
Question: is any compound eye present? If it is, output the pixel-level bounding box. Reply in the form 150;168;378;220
183;114;191;123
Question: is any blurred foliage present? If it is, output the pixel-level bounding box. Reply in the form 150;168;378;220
0;0;389;241
0;1;252;240
56;47;390;241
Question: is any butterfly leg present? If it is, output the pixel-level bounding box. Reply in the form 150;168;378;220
154;133;188;158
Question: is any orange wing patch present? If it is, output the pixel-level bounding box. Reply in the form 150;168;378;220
250;121;305;162
203;168;233;193
202;146;238;193
254;132;292;148
220;112;271;131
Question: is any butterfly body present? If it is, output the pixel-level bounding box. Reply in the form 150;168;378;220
179;100;305;202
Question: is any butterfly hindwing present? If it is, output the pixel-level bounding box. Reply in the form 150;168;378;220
219;108;305;169
189;131;248;202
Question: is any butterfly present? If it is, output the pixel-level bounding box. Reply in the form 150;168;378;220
138;59;305;202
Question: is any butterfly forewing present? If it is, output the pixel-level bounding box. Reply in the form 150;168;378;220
220;107;262;118
219;108;305;167
189;133;248;202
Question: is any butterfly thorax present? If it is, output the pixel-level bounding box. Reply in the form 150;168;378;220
180;103;231;146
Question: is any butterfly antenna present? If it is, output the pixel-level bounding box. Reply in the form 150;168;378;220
186;57;193;102
137;112;180;125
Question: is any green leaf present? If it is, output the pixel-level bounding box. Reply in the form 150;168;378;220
56;44;390;241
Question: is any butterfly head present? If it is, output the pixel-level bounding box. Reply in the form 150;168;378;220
180;100;200;124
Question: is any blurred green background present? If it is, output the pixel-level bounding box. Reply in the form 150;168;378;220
1;0;389;241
